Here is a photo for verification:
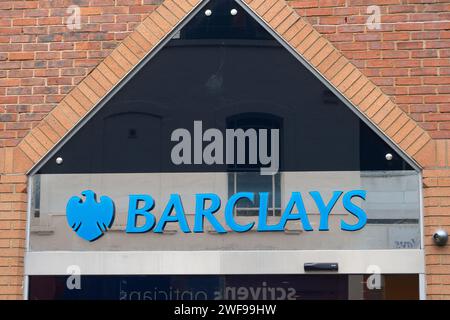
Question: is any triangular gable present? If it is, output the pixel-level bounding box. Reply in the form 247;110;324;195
6;0;436;175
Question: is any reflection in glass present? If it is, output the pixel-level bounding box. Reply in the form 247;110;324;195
28;274;420;300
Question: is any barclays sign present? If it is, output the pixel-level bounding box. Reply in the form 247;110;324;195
66;189;367;242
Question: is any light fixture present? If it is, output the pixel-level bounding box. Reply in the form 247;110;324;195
433;229;448;246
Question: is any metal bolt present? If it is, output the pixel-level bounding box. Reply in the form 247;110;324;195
56;157;63;165
205;9;212;16
230;8;238;16
385;153;393;161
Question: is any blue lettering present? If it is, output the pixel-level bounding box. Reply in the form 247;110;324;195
194;193;226;233
225;192;255;232
277;192;313;231
310;191;343;231
126;195;156;233
257;192;282;231
341;190;367;231
121;190;368;234
154;194;191;233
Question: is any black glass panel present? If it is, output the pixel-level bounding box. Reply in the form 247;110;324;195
39;0;412;174
28;274;419;300
180;0;272;40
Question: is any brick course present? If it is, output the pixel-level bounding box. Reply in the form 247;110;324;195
0;0;449;299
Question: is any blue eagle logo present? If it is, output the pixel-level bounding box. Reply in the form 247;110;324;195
66;190;115;241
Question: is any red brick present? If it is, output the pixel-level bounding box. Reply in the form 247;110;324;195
8;52;34;61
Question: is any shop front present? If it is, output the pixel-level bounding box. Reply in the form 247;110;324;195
24;0;425;300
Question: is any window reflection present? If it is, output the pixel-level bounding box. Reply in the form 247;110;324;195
226;112;282;217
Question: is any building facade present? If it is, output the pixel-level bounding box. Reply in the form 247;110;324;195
0;0;450;300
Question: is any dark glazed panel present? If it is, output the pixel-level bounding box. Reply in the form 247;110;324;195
39;0;412;174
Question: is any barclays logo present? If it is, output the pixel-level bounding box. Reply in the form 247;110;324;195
66;189;367;242
66;190;115;241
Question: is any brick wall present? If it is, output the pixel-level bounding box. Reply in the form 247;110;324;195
423;166;450;299
288;0;450;138
0;167;26;299
0;0;449;299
